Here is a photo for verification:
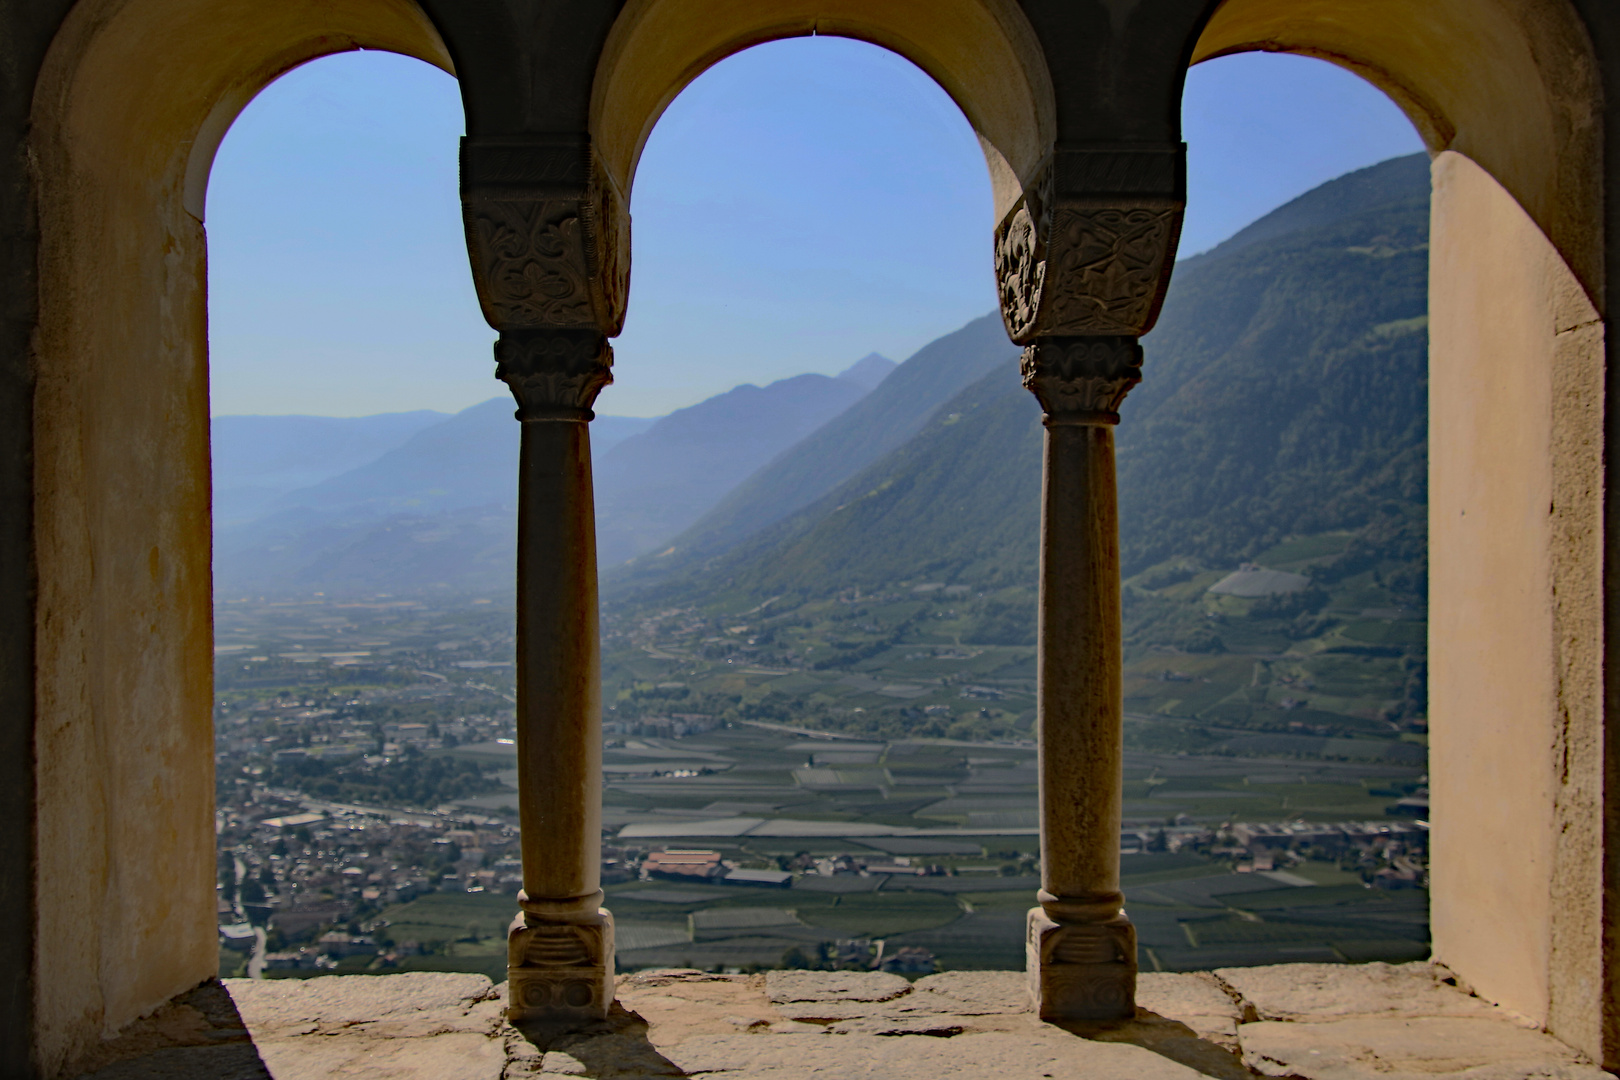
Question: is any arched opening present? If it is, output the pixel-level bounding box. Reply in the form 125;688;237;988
27;1;453;1070
589;0;1054;227
1188;0;1607;1057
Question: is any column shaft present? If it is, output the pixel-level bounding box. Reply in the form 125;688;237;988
1037;422;1124;903
515;418;602;904
1020;336;1142;1021
506;415;616;1024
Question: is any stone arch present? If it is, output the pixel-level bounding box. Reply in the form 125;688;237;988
1191;0;1602;310
27;2;452;1071
589;0;1056;223
1186;3;1608;1060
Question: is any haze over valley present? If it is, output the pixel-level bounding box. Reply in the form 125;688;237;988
213;156;1434;981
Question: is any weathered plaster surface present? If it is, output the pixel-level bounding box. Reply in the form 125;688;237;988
1428;150;1607;1059
27;1;449;1074
68;966;1609;1079
1192;0;1603;311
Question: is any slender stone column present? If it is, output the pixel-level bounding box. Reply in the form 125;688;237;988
1022;337;1142;1020
991;144;1184;1021
460;133;631;1024
499;328;616;1023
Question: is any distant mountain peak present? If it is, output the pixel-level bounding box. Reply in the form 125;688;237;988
837;353;897;391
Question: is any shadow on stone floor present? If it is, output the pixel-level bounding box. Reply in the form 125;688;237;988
508;1002;690;1077
76;981;273;1080
1056;1011;1255;1080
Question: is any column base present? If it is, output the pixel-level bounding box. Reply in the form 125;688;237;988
506;908;615;1023
1026;906;1136;1021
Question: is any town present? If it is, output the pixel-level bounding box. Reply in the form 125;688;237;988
212;592;1431;982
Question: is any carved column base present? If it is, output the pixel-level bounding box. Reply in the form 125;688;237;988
506;909;615;1023
1026;907;1136;1021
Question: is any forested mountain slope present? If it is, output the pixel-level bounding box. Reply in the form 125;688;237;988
614;154;1431;613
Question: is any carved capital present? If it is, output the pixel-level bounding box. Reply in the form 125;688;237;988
495;329;613;421
507;909;615;1023
1026;906;1136;1021
996;146;1184;343
462;136;629;335
1020;336;1142;424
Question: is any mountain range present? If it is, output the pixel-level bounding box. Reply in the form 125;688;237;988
211;355;894;593
212;152;1429;611
608;152;1430;616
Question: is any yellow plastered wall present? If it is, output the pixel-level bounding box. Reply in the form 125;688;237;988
1428;149;1604;1052
1194;0;1605;1056
29;1;450;1073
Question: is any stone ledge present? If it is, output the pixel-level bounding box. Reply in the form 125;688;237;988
68;964;1612;1079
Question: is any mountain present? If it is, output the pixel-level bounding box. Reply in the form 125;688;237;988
1178;153;1431;265
211;410;448;525
615;313;1018;582
836;353;897;391
592;372;871;566
615;153;1431;612
212;364;885;593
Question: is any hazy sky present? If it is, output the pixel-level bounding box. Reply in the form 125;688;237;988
206;41;1422;419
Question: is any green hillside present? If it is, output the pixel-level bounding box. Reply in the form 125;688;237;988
603;155;1432;745
617;154;1429;610
609;313;1018;588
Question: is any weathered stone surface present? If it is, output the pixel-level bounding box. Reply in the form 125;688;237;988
667;1030;1211;1078
71;965;1607;1080
526;1030;687;1077
824;1014;969;1036
1213;963;1505;1023
1239;1016;1608;1080
255;1031;507;1080
76;1044;272;1080
908;971;1029;1014
616;971;784;1046
765;970;912;1004
225;973;503;1039
1137;971;1244;1046
67;981;268;1080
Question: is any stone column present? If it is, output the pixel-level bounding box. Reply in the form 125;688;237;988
1023;337;1141;1019
993;145;1183;1021
461;135;629;1024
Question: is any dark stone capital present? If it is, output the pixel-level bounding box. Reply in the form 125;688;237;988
996;145;1184;343
1021;336;1142;425
461;134;629;335
495;328;613;421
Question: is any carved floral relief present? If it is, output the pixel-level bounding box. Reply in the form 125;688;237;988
1020;336;1143;420
494;329;614;418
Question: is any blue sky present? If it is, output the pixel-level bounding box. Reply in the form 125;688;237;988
205;42;1422;419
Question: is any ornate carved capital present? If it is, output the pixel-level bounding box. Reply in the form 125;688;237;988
507;909;614;1023
1020;336;1142;424
461;135;629;335
495;328;613;421
995;146;1184;343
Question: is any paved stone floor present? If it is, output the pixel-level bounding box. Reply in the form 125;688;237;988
74;963;1613;1079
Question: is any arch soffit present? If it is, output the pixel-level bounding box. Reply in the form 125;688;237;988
33;0;456;222
590;0;1057;223
1191;0;1604;311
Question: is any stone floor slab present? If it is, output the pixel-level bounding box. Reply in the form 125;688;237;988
72;965;1610;1079
1137;971;1246;1047
255;1031;507;1080
225;972;503;1039
1239;1016;1609;1080
665;1030;1214;1079
764;971;912;1004
76;1043;273;1080
1214;963;1506;1023
907;971;1029;1015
